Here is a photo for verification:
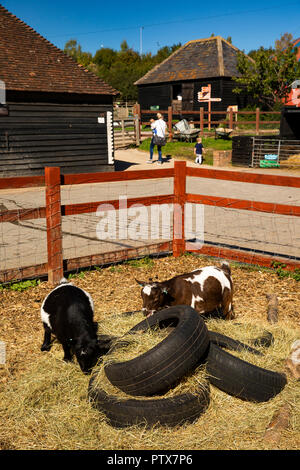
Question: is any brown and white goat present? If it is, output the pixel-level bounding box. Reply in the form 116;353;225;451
136;262;234;319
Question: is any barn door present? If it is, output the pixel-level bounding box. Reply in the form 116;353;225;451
182;82;194;111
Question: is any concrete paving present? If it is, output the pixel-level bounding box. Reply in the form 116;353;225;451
0;148;299;275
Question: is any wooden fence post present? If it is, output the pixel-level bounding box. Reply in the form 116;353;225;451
200;107;204;136
168;106;173;141
135;103;141;137
256;108;260;135
173;160;186;257
134;116;140;145
45;167;63;286
229;108;233;130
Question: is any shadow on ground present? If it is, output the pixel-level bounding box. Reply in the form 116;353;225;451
114;160;139;171
115;154;172;171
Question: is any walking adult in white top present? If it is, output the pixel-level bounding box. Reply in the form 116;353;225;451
148;113;167;165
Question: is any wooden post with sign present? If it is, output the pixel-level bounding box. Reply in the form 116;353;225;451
200;107;204;135
197;84;222;131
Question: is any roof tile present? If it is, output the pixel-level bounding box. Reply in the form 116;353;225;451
135;37;250;85
0;4;118;95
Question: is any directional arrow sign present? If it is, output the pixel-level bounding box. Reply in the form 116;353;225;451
197;84;222;130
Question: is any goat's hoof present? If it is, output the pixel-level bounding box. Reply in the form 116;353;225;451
41;344;51;352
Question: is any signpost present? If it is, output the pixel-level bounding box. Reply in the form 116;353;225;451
197;84;221;130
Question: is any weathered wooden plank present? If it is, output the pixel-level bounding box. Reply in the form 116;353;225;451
8;112;107;119
0;263;48;284
0;117;104;124
8;103;111;113
186;167;300;188
0;175;45;189
188;245;300;272
1;148;107;159
8;134;106;143
63;168;174;185
6;143;107;153
0;123;105;129
0;157;108;171
64;242;172;272
57;164;114;175
186;194;300;217
3;128;106;136
63;194;174;216
0;207;46;223
0;154;107;168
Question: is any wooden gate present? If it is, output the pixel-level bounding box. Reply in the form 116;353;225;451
113;117;140;148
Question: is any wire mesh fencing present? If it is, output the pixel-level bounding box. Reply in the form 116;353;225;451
251;137;300;167
0;186;47;282
0;162;299;285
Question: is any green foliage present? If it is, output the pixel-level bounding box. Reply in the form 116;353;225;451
64;39;181;100
125;256;154;268
234;33;300;110
64;39;93;67
68;271;85;280
0;278;40;292
271;262;300;281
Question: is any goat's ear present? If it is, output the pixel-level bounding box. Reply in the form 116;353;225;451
135;278;146;286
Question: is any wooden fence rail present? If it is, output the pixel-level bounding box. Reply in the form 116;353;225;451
1;162;300;285
133;104;281;137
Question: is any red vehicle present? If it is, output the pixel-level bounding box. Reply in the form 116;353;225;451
285;38;300;107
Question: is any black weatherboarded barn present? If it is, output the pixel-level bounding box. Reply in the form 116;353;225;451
0;5;118;177
135;36;251;115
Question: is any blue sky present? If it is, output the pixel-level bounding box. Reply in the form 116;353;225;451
2;0;300;56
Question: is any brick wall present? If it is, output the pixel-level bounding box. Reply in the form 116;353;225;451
213;150;232;166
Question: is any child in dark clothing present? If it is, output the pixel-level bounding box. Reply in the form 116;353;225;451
194;137;203;164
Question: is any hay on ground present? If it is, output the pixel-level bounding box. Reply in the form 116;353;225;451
0;254;299;450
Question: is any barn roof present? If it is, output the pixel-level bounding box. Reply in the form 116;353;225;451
135;36;249;85
0;4;118;96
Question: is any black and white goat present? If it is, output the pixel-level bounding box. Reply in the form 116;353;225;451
136;262;234;320
40;278;102;373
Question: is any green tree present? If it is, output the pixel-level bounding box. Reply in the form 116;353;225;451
64;39;92;67
63;39;183;100
275;32;294;51
234;34;300;109
94;47;117;68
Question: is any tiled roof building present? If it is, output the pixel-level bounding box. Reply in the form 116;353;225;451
135;36;251;114
0;4;117;96
0;4;117;176
135;36;244;85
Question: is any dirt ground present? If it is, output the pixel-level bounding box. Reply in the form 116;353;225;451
0;253;299;451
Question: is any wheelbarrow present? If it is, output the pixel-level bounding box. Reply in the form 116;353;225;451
215;127;233;139
173;119;200;142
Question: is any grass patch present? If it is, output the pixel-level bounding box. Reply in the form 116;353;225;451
125;256;155;269
138;138;232;165
0;278;40;292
